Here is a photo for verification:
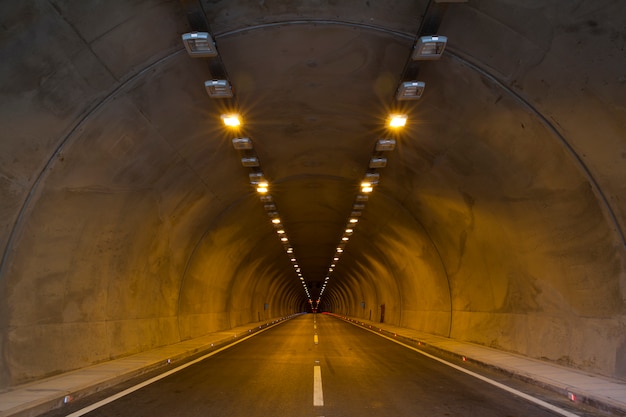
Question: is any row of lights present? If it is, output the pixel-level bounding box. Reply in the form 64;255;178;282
396;35;447;100
315;116;404;309
181;31;313;302
182;32;447;100
181;28;449;307
317;34;449;306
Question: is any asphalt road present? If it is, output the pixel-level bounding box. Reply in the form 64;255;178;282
51;314;591;417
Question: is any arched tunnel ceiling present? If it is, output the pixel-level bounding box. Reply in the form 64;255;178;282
0;0;625;385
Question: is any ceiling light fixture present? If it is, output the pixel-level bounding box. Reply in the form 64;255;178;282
232;137;252;150
396;81;425;101
241;156;259;167
257;183;269;194
221;113;241;127
412;35;447;60
369;157;387;168
375;139;396;151
206;80;234;98
249;172;265;184
182;32;218;57
364;172;380;184
388;114;407;128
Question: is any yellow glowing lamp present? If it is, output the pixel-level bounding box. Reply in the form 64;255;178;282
388;114;407;128
361;181;374;193
221;113;241;127
256;181;269;194
349;218;359;224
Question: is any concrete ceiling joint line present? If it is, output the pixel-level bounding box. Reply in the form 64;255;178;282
214;20;414;41
446;51;626;250
47;0;118;82
0;50;185;284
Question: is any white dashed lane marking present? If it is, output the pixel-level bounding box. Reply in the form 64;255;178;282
313;365;324;406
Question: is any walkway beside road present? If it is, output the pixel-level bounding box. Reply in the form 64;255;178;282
1;312;624;416
334;314;626;416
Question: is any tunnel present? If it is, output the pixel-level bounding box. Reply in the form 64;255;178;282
0;0;625;396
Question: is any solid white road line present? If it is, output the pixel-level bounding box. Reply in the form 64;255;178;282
354;323;580;417
65;322;285;417
313;365;324;406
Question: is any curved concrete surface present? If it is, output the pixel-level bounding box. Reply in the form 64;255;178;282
0;0;624;387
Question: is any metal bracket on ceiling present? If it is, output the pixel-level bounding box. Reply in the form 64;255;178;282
179;0;236;104
395;0;463;102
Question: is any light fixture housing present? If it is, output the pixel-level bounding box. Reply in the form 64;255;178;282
396;81;425;101
207;80;234;98
249;172;265;184
369;157;387;168
353;204;365;210
364;172;380;184
232;137;252;150
356;194;369;202
182;32;217;57
241;156;259;167
412;35;448;60
375;139;396;151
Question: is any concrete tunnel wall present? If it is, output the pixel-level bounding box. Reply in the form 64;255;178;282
0;0;625;387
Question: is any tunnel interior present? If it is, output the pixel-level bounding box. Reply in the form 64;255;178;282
0;0;625;387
